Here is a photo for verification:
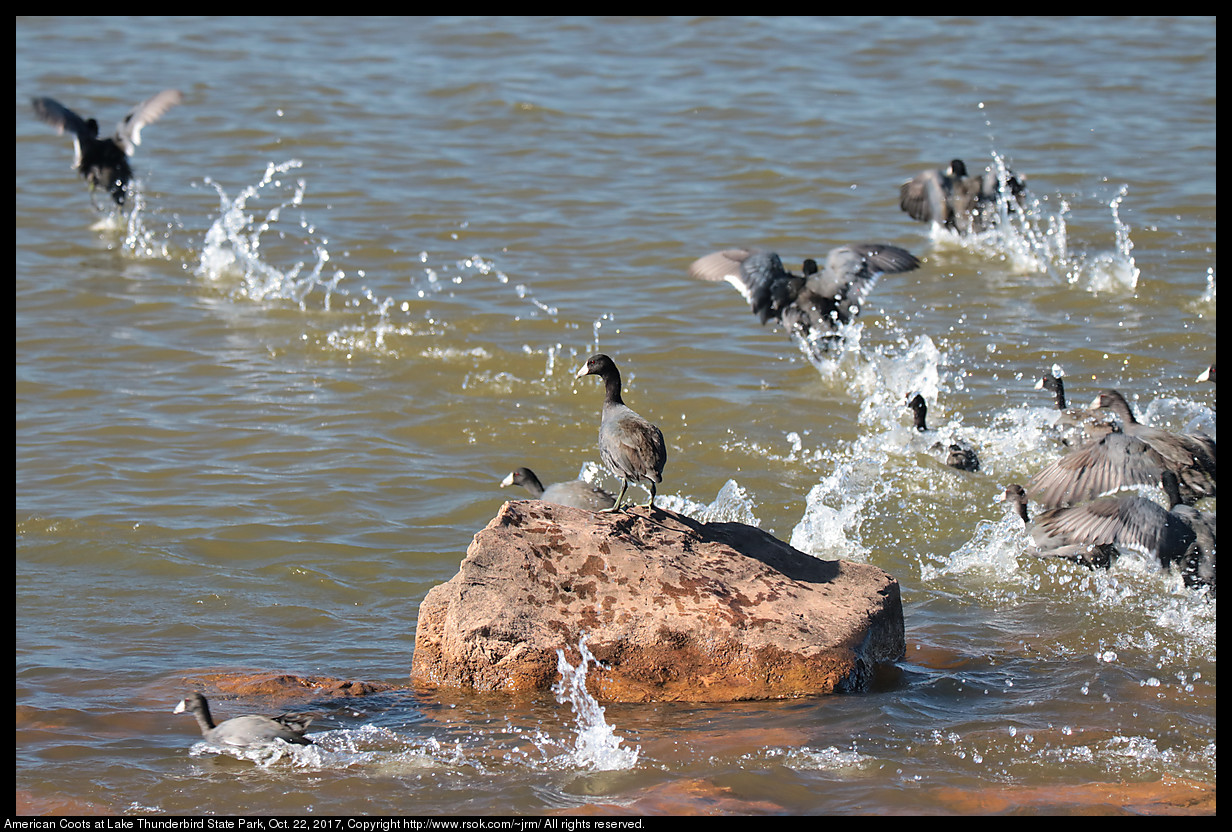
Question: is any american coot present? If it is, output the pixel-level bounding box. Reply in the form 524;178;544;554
1033;369;1114;444
689;245;920;359
1028;429;1171;509
173;692;313;749
1003;484;1119;569
500;466;616;511
906;393;980;472
31;89;182;208
1007;472;1216;591
899;159;1027;234
1085;389;1216;504
575;354;667;512
1197;365;1216;410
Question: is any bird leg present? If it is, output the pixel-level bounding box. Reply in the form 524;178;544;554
600;479;631;513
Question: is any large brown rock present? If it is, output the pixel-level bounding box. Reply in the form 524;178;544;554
412;500;905;703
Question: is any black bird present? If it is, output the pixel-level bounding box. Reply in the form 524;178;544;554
500;466;616;511
173;692;313;749
1007;472;1215;592
575;354;667;511
899;158;1027;234
1003;484;1119;570
906;393;980;472
1034;370;1077;412
31;89;182;208
689;244;920;358
1085;389;1216;504
1197;364;1215;385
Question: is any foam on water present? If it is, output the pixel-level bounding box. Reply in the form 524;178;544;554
770;745;876;775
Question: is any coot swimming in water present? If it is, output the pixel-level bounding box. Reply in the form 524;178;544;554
500;466;616;511
906;393;980;472
1084;389;1216;505
574;354;667;511
1008;472;1215;591
173;692;313;749
899;158;1027;234
31;89;182;208
1033;369;1114;445
689;244;920;359
1003;483;1118;569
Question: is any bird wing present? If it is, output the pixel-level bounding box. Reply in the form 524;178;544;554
812;244;920;319
1027;431;1169;508
688;248;758;299
605;409;666;484
31;97;91;138
115;89;183;154
689;248;796;324
211;714;313;747
899;168;950;224
1035;496;1194;560
1130;426;1217;502
272;712;314;734
31;97;92;167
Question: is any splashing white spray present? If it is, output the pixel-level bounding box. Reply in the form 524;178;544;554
553;634;640;771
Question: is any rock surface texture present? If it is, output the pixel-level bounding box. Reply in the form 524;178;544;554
412;500;905;702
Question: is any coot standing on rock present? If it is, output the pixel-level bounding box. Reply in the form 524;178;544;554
575;354;667;512
500;466;616;511
173;692;314;749
688;244;920;359
31;89;182;208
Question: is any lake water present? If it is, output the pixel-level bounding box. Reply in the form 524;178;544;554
16;16;1215;816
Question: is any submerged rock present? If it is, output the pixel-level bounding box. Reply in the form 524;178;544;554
412;501;905;703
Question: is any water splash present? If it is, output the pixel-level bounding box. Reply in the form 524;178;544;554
196;159;339;307
1198;266;1216;306
919;511;1027;583
185;735;321;768
788;446;893;562
659;478;761;525
1075;185;1140;293
81;187;176;261
114;189;177;260
590;313;615;354
552;634;640;772
190;160;556;359
925;150;1139;293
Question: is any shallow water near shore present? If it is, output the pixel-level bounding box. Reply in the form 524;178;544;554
16;16;1215;816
